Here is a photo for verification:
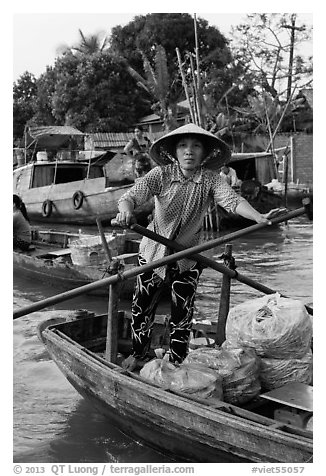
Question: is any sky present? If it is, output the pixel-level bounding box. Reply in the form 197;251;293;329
12;12;247;79
12;8;313;81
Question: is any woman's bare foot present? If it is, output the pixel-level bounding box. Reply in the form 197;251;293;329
121;355;138;371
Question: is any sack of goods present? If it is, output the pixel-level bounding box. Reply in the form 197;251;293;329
140;356;223;400
259;350;313;390
225;293;312;359
184;344;261;405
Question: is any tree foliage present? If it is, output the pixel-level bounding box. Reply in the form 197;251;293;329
229;13;312;100
110;13;235;129
13;72;38;141
125;45;183;131
13;14;312;144
110;13;231;77
32;66;58;126
209;13;313;140
57;29;110;56
46;52;149;132
13;52;151;138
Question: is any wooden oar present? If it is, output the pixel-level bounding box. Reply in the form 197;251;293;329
128;211;313;316
96;218;112;262
132;206;309;257
13;206;311;320
13;235;255;320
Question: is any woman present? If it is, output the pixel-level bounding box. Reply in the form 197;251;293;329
124;126;153;179
115;123;278;371
124;126;151;157
13;194;31;251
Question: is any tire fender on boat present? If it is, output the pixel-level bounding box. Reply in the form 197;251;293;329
72;191;84;210
42;199;53;217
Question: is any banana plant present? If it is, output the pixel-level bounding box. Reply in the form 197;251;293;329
125;45;182;131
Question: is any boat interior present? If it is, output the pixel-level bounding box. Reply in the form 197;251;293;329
20;228;141;264
44;311;313;443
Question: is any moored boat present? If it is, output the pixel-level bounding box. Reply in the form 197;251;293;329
13;125;152;225
264;179;313;208
13;228;140;298
204;151;284;230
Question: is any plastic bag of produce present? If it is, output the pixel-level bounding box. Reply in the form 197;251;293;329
259;350;313;390
306;416;313;431
184;346;244;377
184;345;260;405
221;344;261;405
140;358;223;399
225;293;312;358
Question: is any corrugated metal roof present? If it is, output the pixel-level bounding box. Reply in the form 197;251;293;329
138;114;161;123
86;132;135;148
86;131;167;149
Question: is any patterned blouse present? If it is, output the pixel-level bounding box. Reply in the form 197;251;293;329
118;162;245;278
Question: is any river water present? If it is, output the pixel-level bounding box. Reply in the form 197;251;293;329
12;217;313;463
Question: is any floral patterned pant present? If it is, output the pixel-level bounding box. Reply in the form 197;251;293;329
131;255;202;363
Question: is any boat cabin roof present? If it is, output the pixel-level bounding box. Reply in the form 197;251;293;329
25;125;84;150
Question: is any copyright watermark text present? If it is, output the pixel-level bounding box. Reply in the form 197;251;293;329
12;464;195;476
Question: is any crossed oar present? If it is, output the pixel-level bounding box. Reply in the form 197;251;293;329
13;205;312;320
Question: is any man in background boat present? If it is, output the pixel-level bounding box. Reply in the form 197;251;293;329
134;153;153;179
219;163;241;187
115;123;279;371
13;194;31;251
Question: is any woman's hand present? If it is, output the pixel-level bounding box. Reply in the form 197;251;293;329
236;201;287;225
115;210;136;227
258;208;288;225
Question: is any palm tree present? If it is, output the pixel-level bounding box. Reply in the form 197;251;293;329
57;29;109;56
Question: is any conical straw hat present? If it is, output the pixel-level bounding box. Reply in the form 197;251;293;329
149;123;231;171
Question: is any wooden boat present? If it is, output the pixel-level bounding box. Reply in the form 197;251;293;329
16;208;313;463
264;180;312;208
217;180;284;230
37;310;313;463
13;125;152;225
13;228;140;298
204;152;284;231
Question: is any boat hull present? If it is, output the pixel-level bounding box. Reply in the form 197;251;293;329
13;229;139;298
276;189;312;208
13;166;152;225
218;188;283;230
13;248;136;298
39;315;313;463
